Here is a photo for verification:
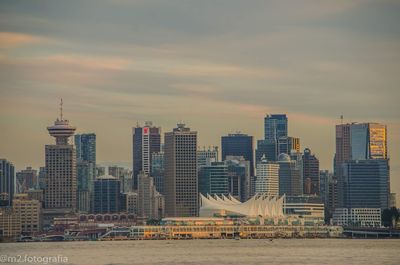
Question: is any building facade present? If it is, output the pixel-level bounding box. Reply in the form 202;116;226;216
164;123;198;217
0;159;15;207
264;114;288;142
332;208;382;227
255;157;279;197
13;194;41;234
93;175;120;214
302;148;320;195
341;159;389;209
277;154;301;197
221;133;254;177
132;121;161;190
199;162;229;197
197;146;219;167
45;104;77;213
151;152;164;194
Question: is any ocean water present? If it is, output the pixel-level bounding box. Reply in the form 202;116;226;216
1;239;399;265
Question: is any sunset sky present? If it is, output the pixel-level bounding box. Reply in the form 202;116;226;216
0;0;399;200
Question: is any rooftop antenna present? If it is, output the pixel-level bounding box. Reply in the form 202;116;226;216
340;115;343;124
60;98;63;120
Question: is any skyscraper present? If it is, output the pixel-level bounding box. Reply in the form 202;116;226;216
278;136;300;155
132;121;161;190
225;156;251;202
44;100;77;213
0;159;15;207
137;171;165;219
277;153;301;196
335;123;352;176
302;148;320;195
221;133;254;177
264;114;288;142
151;151;164;194
75;133;96;164
164;123;198;217
255;156;279;196
335;122;388;211
199;162;229;197
341;159;389;209
93;175;120;214
74;133;96;213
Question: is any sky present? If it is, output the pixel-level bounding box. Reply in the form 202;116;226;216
0;0;399;202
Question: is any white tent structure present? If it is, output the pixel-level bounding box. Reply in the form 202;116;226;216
199;193;285;218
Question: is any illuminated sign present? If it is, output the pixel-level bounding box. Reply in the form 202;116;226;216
143;127;149;135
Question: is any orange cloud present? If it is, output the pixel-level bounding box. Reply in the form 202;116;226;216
0;32;45;48
43;54;131;71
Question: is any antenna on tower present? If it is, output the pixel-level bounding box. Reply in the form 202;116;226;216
60;98;63;120
340;115;343;124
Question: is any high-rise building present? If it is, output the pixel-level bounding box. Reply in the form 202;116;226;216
75;133;96;212
151;152;164;194
38;167;46;190
225;156;251;202
335;122;387;172
335;123;352;176
256;140;276;163
75;133;96;164
137;171;165;219
302;148;320;195
264;114;288;142
197;146;219;167
199;162;229;197
255;156;279;196
277;153;301;196
0;159;15;207
44;101;77;213
164;123;198;217
221;133;254;177
93;175;120;214
278;136;300;155
138;172;154;218
16;167;37;193
335;122;388;212
132;121;161;190
76;161;94;212
320;170;337;221
341;159;389;210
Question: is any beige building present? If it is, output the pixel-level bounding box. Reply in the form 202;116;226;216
13;194;42;234
0;208;21;238
164;123;198;217
138;172;165;219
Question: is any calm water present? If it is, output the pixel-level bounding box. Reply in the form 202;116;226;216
1;239;400;265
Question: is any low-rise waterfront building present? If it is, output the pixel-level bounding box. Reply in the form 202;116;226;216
332;208;382;227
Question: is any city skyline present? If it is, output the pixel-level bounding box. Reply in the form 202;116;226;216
0;0;399;204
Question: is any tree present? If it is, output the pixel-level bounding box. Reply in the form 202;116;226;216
382;207;399;228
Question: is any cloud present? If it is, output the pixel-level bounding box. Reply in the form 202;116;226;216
0;32;45;48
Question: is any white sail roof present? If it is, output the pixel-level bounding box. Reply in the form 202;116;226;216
200;193;285;218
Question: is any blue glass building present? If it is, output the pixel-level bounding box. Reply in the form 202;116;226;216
0;159;15;206
341;159;389;209
199;162;229;197
221;133;254;177
93;176;121;213
264;114;288;142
